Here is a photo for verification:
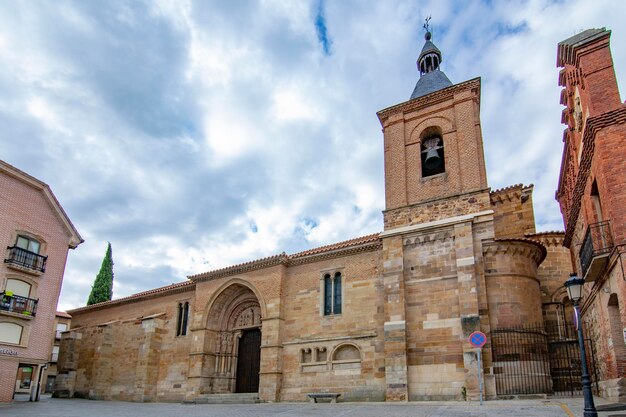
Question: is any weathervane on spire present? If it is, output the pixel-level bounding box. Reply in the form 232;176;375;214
423;15;432;40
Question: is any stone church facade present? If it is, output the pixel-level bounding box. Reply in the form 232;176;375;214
55;30;576;403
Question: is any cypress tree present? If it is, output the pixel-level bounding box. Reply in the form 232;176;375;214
87;242;114;305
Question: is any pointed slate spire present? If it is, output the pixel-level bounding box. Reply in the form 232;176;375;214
410;21;452;100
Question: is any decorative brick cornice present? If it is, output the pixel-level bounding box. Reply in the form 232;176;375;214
483;238;547;265
563;106;626;247
376;77;481;125
525;231;565;247
68;281;196;314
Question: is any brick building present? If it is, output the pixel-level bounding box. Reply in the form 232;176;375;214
555;28;626;402
0;161;82;402
54;31;573;403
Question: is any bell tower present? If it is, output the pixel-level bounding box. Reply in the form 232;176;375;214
377;27;489;230
376;22;496;402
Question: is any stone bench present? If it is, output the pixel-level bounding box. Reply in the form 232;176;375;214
307;392;341;403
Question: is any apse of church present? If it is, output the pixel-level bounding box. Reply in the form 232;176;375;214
54;27;571;403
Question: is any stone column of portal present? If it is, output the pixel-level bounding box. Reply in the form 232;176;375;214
133;317;163;402
454;221;483;400
382;235;409;401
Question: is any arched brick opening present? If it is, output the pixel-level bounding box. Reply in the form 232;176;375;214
608;294;626;377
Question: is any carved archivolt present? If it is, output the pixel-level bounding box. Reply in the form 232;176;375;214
204;283;262;383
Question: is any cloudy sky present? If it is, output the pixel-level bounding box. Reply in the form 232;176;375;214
1;1;624;311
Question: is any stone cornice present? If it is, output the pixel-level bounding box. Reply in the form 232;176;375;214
380;209;494;238
525;231;565;247
376;77;481;126
403;230;454;246
483;238;547;265
563;106;626;247
489;184;533;204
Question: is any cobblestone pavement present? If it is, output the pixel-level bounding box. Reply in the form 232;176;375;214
0;396;618;417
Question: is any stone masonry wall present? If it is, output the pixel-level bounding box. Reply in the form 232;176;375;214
490;185;536;239
58;288;194;402
280;249;385;401
384;189;491;230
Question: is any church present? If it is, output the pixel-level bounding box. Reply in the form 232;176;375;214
54;28;577;403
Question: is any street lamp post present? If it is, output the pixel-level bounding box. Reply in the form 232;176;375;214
564;272;598;417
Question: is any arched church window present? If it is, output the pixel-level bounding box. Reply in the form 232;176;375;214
322;272;343;316
420;127;445;177
176;301;189;336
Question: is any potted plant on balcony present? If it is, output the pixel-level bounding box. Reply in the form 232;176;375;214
1;291;12;309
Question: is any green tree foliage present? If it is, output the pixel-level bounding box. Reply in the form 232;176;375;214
87;242;114;305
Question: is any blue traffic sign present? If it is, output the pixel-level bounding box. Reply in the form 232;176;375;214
469;331;487;348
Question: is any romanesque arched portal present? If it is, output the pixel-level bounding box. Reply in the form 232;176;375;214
204;283;262;393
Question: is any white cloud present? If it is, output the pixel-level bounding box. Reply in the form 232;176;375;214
1;0;625;311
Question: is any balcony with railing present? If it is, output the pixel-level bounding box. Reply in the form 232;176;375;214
579;220;614;281
4;246;47;274
0;292;38;318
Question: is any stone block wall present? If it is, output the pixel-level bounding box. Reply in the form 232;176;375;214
280;249;385;401
384;189;491;230
55;288;194;402
490;185;536;239
483;240;545;329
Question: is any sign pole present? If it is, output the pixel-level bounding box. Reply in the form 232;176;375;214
477;348;483;406
468;331;487;405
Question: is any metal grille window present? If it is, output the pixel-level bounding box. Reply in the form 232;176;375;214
323;272;342;316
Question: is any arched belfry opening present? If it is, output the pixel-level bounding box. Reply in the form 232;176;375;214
204;283;262;394
420;126;445;177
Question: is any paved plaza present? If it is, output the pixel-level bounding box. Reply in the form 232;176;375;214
0;396;622;417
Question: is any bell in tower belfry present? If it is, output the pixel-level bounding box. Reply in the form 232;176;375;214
422;136;444;175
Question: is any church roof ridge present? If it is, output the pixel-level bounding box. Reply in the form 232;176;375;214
289;233;381;259
68;280;195;314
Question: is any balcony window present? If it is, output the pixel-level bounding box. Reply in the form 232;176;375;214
579;220;614;280
5;235;47;273
0;292;38;317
